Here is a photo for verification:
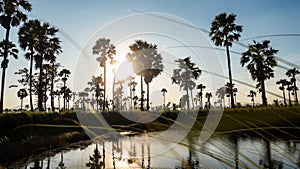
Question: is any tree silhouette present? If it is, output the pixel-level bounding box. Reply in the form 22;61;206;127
127;75;137;111
215;86;226;108
247;90;256;107
17;88;27;110
286;68;300;105
172;57;201;110
0;0;32;113
127;40;163;111
241;40;278;106
93;38;116;111
58;68;71;110
286;82;293;106
33;22;61;111
18;19;38;111
161;88;167;111
276;79;289;107
88;75;104;111
197;84;206;109
205;92;212;109
210;12;243;108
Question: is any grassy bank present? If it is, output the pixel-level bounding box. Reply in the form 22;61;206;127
0;106;299;164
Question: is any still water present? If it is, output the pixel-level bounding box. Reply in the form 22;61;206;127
12;131;300;169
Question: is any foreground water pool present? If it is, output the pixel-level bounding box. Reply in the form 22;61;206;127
10;130;300;169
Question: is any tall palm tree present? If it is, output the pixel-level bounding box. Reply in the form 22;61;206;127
18;19;39;111
34;22;60;111
172;57;201;110
247;90;256;107
127;76;137;111
286;81;293;106
197;84;206;109
17;88;27;110
241;40;278;106
127;40;163;111
0;0;32;113
58;68;71;110
161;88;167;111
286;68;300;105
215;86;226;108
93;38;116;111
276;79;289;107
210;12;243;108
205;92;212;109
233;87;238;104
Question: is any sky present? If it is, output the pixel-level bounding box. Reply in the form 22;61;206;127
2;0;300;109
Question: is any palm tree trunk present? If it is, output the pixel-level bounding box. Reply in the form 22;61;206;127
130;85;133;110
163;93;166;111
282;89;287;107
146;83;150;110
186;88;190;110
38;56;44;111
252;96;255;107
103;65;106;111
288;87;292;106
29;51;34;111
226;45;235;108
190;89;194;109
0;24;11;113
44;70;48;110
50;63;55;111
294;78;299;105
20;98;23;110
261;80;268;106
140;74;144;111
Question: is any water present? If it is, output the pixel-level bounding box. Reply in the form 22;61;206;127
9;131;300;169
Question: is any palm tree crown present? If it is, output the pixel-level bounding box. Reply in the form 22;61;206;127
241;40;278;106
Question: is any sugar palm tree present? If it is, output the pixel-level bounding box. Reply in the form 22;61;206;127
276;79;289;107
161;88;167;111
210;12;243;108
127;76;137;111
247;90;256;107
0;0;32;113
241;40;278;106
18;19;39;111
286;68;300;105
205;92;212;109
215;86;226;108
172;57;201;110
197;84;206;109
58;68;71;110
127;40;163;111
286;81;293;106
17;88;28;110
93;38;116;111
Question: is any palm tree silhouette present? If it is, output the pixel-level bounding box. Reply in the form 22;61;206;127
172;57;201;110
17;88;27;110
34;22;61;111
127;40;164;111
93;38;116;111
210;12;243;109
247;90;256;107
127;76;137;111
205;92;212;109
276;79;289;107
241;40;278;106
58;68;71;110
0;0;32;113
197;84;206;109
286;68;300;105
286;82;293;106
161;88;167;111
215;86;226;108
18;19;39;111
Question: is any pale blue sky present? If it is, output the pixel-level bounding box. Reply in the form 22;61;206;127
3;0;300;109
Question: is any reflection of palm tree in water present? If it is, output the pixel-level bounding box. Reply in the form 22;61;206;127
86;144;104;169
259;139;283;169
57;151;66;169
30;159;43;169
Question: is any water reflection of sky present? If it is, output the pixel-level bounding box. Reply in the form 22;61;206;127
22;133;299;169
